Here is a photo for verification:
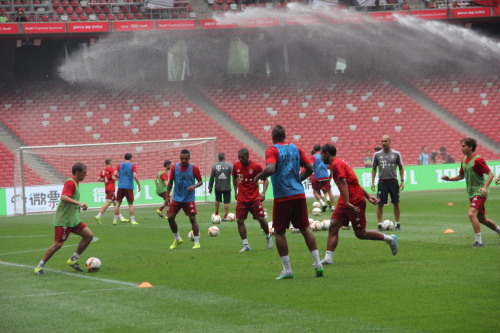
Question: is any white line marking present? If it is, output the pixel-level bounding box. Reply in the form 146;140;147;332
0;261;139;288
0;237;100;256
1;287;134;299
0;235;49;238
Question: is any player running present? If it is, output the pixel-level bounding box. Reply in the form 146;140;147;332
319;144;398;266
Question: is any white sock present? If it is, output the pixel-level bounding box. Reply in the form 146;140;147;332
311;249;321;267
495;227;500;234
37;260;46;268
242;239;249;246
174;232;181;241
280;256;291;272
120;214;125;219
194;236;200;244
97;213;102;218
131;216;135;222
265;233;270;239
324;251;334;262
331;206;335;211
319;199;326;206
475;233;482;244
114;215;119;222
383;234;393;243
70;252;80;261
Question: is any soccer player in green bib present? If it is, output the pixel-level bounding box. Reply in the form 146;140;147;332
441;138;500;247
155;160;171;218
34;163;94;274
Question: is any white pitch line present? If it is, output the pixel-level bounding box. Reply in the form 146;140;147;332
0;237;100;256
0;235;49;238
1;287;134;299
0;261;139;288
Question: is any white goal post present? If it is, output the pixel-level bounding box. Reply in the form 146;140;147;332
13;137;217;215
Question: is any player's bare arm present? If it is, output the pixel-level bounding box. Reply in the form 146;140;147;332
399;165;405;191
338;178;359;212
495;174;500;185
441;174;465;182
260;178;269;202
254;163;275;184
61;195;87;211
187;179;203;192
361;187;378;205
371;167;377;191
300;163;313;182
479;171;494;196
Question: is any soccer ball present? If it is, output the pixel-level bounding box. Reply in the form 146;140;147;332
226;213;236;221
268;221;274;236
308;218;315;226
311;221;322;232
211;213;221;224
290;225;301;234
312;201;321;208
85;257;101;272
342;221;352;230
312;207;322;216
208;225;219;237
188;230;195;242
322;219;331;231
382;220;394;231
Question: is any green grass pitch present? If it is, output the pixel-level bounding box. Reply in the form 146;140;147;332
1;188;499;332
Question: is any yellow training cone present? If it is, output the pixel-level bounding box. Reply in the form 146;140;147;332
138;282;153;288
444;229;455;233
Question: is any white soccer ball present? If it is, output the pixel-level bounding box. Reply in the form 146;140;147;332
208;225;219;237
308;218;315;226
290;225;301;234
85;257;101;272
382;220;394;231
322;219;331;231
211;213;221;224
226;213;236;221
268;221;274;236
312;201;321;208
311;221;322;232
188;230;195;242
312;207;322;216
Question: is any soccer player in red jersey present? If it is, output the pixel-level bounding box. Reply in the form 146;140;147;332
232;148;273;252
165;149;203;249
34;163;94;275
441;138;500;247
155;160;172;218
95;158;126;224
319;144;399;265
254;125;323;279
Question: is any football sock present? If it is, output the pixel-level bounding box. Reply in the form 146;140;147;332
311;249;321;267
495;226;500;234
96;213;102;218
174;232;181;241
319;199;326;206
475;233;482;244
324;251;334;262
120;214;126;219
70;252;80;261
114;215;119;222
131;216;136;222
265;234;271;239
37;260;46;268
383;234;393;243
194;236;200;244
280;256;291;272
242;239;249;246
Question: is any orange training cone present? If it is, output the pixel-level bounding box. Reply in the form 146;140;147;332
444;229;455;233
447;202;454;206
138;282;153;288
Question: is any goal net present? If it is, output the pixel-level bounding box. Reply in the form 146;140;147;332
12;137;217;215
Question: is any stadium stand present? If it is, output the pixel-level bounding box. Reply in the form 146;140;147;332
406;74;500;143
0;82;264;186
196;75;498;167
0;143;48;187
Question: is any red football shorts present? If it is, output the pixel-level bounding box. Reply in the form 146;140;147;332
116;188;134;203
272;198;309;232
331;199;367;230
54;222;87;242
312;179;331;192
167;200;197;216
470;195;487;215
105;190;115;201
236;200;265;221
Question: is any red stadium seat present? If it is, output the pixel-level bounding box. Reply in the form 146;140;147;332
116;13;124;19
125;13;133;20
98;13;106;20
80;14;88;20
107;14;115;19
75;7;83;14
70;14;78;20
134;13;142;19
